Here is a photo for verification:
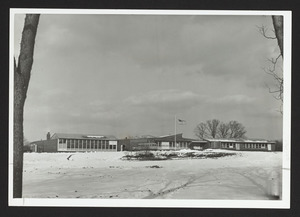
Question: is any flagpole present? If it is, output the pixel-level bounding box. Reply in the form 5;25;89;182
175;115;176;151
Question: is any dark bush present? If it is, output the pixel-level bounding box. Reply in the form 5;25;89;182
184;152;196;158
122;151;236;161
206;152;236;158
136;151;154;159
160;152;178;158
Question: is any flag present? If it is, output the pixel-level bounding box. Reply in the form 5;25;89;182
177;119;186;125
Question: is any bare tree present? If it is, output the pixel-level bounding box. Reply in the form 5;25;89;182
217;122;230;138
258;16;283;57
206;119;220;139
227;121;247;139
14;14;40;198
194;122;209;139
259;15;284;113
194;119;246;139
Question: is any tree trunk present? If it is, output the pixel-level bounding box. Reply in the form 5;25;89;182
272;15;283;57
14;14;40;198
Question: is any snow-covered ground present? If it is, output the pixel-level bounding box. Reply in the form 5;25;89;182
23;150;282;200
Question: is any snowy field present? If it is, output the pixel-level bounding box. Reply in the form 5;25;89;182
23;150;282;200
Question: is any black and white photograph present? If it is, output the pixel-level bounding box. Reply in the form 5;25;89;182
9;9;291;208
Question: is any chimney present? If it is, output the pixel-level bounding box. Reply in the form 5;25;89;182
47;132;51;140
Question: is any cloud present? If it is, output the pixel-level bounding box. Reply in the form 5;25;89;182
208;94;257;105
124;89;202;110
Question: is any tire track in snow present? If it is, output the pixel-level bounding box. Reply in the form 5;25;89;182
143;176;197;199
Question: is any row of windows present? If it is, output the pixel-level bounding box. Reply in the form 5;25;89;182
59;144;117;150
244;143;266;149
153;141;189;148
169;141;189;148
59;139;110;145
221;143;235;148
221;142;267;149
66;143;114;149
58;139;117;150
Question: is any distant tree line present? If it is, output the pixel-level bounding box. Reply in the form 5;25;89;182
194;119;246;139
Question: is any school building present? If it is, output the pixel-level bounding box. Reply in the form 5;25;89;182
28;132;119;152
27;132;276;152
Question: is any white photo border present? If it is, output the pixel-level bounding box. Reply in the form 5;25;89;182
9;9;292;208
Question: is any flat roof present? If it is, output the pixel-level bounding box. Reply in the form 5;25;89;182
205;138;275;143
51;133;117;140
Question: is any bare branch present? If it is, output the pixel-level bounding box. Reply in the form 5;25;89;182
257;25;277;39
259;16;284;114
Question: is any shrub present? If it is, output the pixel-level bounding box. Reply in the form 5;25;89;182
121;151;236;161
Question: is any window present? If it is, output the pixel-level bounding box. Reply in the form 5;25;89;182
70;139;74;148
59;139;66;144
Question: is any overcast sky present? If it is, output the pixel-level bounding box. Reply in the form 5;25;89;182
14;13;283;142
